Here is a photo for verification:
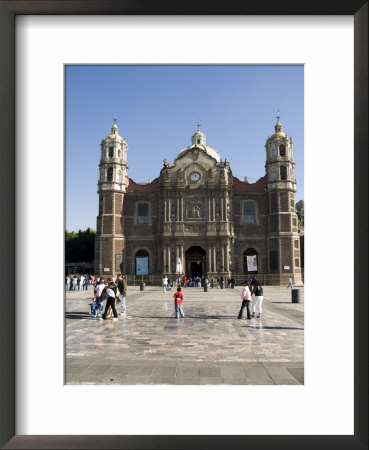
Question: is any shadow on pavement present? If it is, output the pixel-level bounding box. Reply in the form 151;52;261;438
270;302;303;304
65;312;93;320
242;325;304;330
130;315;237;320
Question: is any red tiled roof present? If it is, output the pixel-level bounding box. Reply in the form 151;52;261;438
126;177;159;193
232;175;267;192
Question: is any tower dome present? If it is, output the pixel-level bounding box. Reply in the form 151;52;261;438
108;120;120;139
191;125;207;146
270;113;287;139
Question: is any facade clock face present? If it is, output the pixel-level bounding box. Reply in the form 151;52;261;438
190;172;201;182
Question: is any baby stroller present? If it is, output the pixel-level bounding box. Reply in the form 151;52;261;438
89;298;104;317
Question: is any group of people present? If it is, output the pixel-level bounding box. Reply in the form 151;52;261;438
65;274;93;291
89;273;127;321
169;276;264;321
238;278;264;320
68;271;265;322
161;274;237;292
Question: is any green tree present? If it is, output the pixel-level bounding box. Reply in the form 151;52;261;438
295;200;304;228
65;228;96;262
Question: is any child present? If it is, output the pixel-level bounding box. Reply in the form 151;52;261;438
238;280;252;320
101;282;118;321
173;287;185;319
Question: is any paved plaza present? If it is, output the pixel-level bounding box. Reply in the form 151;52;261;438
66;285;304;385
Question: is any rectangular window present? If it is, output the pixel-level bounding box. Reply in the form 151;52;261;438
244;202;255;224
270;251;278;271
137;203;149;224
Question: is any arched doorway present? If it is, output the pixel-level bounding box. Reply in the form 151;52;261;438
185;246;206;277
243;248;258;274
135;249;149;275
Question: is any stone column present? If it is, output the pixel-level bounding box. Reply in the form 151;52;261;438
221;246;225;271
180;244;184;274
213;246;217;272
164;199;167;223
208;245;212;273
168;198;171;222
181;197;184;221
177;197;180;221
221;196;224;221
225;243;230;272
212;197;215;221
168;247;171;273
163;245;167;272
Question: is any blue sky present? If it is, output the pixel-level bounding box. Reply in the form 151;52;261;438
66;65;304;232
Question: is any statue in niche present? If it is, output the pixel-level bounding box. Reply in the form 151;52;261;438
171;203;176;219
226;203;230;219
191;205;201;218
189;199;202;218
215;203;220;219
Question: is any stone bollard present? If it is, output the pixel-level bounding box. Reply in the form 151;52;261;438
291;289;300;303
140;282;145;291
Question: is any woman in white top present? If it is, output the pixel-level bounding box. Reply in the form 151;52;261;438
162;276;168;293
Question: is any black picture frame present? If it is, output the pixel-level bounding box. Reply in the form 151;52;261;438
0;1;367;449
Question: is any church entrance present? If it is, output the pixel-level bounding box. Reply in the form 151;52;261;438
185;246;206;277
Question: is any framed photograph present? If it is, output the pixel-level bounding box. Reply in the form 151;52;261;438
0;1;367;449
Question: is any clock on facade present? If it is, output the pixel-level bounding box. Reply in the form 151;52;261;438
190;172;200;182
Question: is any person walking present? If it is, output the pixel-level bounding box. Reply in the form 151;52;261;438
251;279;264;318
72;275;78;291
287;277;293;289
238;280;252;320
65;276;70;292
117;273;127;316
79;274;85;291
162;275;168;293
91;278;105;318
102;282;118;321
173;287;185;319
219;277;224;289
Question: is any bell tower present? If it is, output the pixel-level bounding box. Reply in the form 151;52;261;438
94;118;128;276
265;114;302;285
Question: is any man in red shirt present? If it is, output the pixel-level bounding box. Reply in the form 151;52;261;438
173;287;185;319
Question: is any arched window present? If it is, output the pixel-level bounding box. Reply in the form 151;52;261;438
109;147;114;158
243;248;258;273
280;166;287;180
107;167;113;182
279;144;286;156
135;249;149;275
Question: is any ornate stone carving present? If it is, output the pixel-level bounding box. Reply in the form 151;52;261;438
184;224;205;233
187;199;203;219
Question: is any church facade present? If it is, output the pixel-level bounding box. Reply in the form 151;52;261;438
94;119;303;285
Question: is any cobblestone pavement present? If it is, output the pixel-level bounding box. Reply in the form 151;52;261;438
66;285;304;385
